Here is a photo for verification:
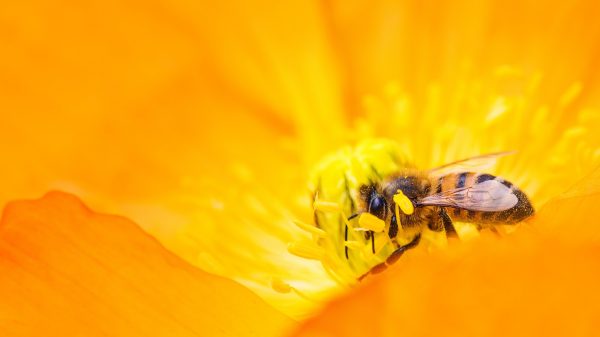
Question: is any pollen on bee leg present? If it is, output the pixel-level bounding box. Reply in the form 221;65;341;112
393;190;414;215
287;242;325;260
394;203;404;234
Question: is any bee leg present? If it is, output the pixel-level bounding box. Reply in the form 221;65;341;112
489;226;502;237
359;234;422;281
427;217;444;232
386;234;421;265
344;224;349;259
440;208;458;239
371;230;375;254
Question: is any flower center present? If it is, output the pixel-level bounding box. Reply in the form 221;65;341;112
284;140;456;286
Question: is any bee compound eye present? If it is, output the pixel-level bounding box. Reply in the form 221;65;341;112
368;195;386;218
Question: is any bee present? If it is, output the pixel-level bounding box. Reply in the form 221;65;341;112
348;152;535;278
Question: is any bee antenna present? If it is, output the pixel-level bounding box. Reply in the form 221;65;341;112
347;212;361;221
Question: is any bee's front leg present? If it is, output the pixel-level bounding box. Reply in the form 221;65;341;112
386;233;421;265
358;234;421;281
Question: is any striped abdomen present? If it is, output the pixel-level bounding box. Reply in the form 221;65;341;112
432;172;534;224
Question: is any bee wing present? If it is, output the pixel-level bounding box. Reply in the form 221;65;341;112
428;151;516;177
417;179;518;212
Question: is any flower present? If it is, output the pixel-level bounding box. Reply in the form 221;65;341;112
1;0;600;336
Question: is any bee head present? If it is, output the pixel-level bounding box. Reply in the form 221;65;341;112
359;184;388;220
368;190;387;219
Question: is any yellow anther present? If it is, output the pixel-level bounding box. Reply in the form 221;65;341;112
313;200;341;213
293;220;328;238
393;190;414;215
287;242;325;260
271;278;292;294
344;240;364;250
358;213;385;232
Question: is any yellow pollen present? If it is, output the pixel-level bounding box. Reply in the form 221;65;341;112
394;203;402;228
287;242;325;260
271;278;292;294
313;200;341;213
293;220;328;238
270;278;318;302
393;190;414;215
344;240;364;250
358;213;385;232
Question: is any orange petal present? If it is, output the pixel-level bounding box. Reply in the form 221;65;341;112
534;195;600;246
0;0;344;278
289;217;600;336
328;0;600;104
0;191;293;336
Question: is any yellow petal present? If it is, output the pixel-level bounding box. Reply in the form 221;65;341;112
0;191;293;336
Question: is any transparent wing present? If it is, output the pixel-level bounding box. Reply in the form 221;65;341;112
418;180;518;212
428;151;516;177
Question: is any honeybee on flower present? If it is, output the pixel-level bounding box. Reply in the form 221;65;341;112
292;140;534;282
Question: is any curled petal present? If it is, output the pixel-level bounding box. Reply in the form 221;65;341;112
0;191;293;336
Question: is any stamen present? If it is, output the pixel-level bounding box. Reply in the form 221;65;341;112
287;242;325;260
393;190;414;215
344;240;364;250
271;278;319;302
293;220;328;238
358;213;385;232
271;278;293;294
290;287;318;302
321;256;357;286
313;200;341;212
